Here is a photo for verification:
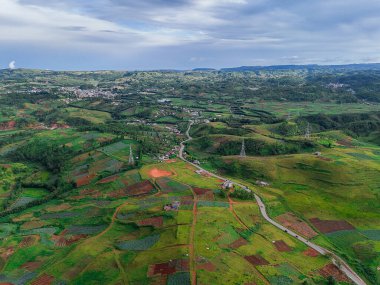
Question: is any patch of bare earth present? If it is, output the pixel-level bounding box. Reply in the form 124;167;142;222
30;273;54;285
244;255;269;266
318;263;350;283
273;240;292;252
303;248;320;257
137;216;164;228
276;212;318;238
309;218;355;234
148;168;173;178
229;237;248;249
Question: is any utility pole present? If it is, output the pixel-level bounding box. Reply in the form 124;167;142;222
305;123;311;140
128;145;135;165
240;139;246;157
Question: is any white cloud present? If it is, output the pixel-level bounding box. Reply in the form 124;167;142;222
0;0;205;50
1;0;380;69
8;60;16;69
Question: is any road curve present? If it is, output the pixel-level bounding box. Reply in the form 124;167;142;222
179;121;367;285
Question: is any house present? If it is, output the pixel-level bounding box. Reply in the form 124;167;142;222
314;152;322;156
256;180;270;187
222;180;233;189
164;201;181;211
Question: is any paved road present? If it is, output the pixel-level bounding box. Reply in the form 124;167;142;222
179;121;367;285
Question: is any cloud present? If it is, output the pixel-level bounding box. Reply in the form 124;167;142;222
9;60;16;69
1;0;380;70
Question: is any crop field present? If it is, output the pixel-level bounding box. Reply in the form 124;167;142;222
213;138;380;283
2;68;380;284
246;101;380;117
156;177;191;195
3;153;337;285
64;107;112;124
194;202;330;285
141;162;222;189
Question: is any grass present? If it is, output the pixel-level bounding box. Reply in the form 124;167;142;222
22;188;49;199
140;161;222;189
116;234;160;250
65;107;111;124
247;101;380;117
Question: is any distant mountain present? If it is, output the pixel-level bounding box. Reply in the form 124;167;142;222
220;63;380;72
192;68;217;71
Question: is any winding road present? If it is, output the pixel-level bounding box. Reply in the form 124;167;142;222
179;120;366;285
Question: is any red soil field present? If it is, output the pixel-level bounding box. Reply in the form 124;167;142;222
192;187;214;200
336;139;353;147
148;259;189;277
80;188;102;198
0;120;16;130
303;248;320;257
19;236;38;248
309;218;355;234
276;212;318;238
97;174;119;184
75;173;96;187
244;255;269;266
197;262;216;272
30;273;54;285
149;263;176;276
21;221;46;230
0;164;11;169
164;159;177;163
107;189;127;199
148;168;173;178
319;264;350;283
229;237;248;249
0;247;14;261
52;234;88;247
273;240;292;252
126;180;155;196
21;261;42;271
137;216;164;228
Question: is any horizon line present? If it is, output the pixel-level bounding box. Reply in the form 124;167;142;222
2;62;380;73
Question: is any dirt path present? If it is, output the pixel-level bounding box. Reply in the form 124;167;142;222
95;200;129;239
228;195;271;285
113;249;128;284
228;195;251;230
189;190;198;285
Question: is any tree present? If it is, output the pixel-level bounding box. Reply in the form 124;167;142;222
327;276;336;285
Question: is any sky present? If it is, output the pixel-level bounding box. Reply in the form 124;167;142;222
1;0;380;70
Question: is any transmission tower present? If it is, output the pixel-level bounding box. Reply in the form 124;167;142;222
128;145;135;165
240;139;246;157
305;123;311;140
287;112;291;121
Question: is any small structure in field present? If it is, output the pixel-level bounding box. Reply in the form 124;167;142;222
222;180;233;189
256;180;270;187
193;160;200;165
164;201;181;211
314;152;322;156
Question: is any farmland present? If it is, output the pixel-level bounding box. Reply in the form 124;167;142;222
0;67;380;284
